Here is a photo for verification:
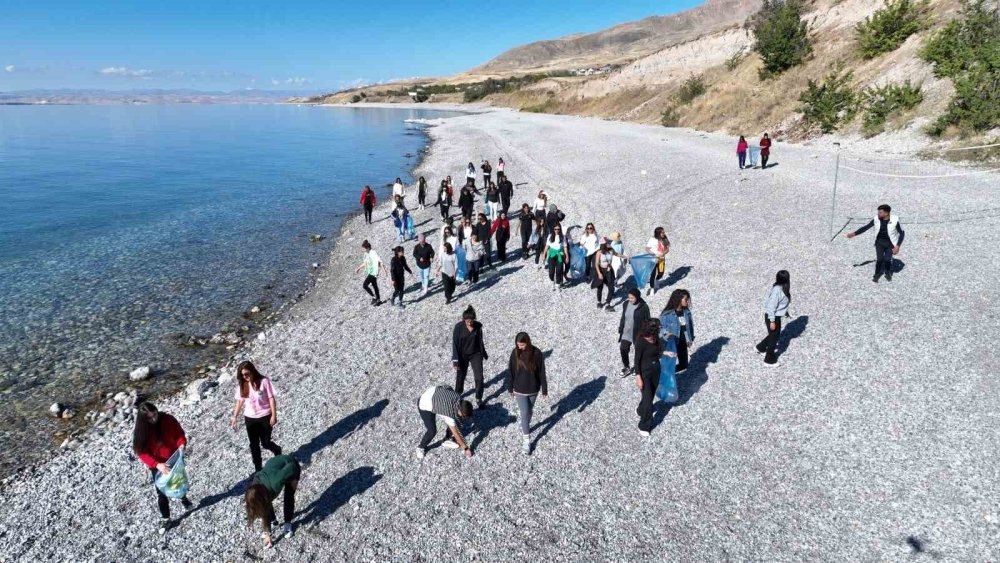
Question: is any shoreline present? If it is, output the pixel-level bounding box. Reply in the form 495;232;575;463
1;109;996;559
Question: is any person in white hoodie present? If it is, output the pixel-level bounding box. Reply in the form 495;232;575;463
846;204;905;283
756;270;790;366
578;223;600;283
392;177;405;203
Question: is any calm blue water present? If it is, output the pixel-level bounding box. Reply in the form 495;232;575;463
0;104;458;472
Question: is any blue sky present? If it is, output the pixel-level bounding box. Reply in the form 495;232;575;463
0;0;701;93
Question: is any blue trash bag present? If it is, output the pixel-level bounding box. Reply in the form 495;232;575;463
630;254;656;288
405;215;416;240
568;245;587;280
656;343;679;403
748;146;761;167
455;245;466;282
154;448;190;499
483;201;492;217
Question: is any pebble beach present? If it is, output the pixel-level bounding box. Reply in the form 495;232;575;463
0;108;997;560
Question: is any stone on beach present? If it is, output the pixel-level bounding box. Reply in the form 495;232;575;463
128;366;151;381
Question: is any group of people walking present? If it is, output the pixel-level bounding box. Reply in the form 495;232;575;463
736;133;773;170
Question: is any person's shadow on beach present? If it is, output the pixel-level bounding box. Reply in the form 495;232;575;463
776;315;809;356
468;403;516;451
294;399;389;466
297;466;383;528
531;376;607;448
664;266;692;287
653;336;729;429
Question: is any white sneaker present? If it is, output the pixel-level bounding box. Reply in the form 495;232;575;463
441;440;460;450
639;430;650;437
764;362;780;368
282;523;293;538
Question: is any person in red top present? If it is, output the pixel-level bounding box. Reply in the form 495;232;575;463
490;211;511;262
133;402;192;533
759;133;772;169
359;185;377;224
736;136;749;169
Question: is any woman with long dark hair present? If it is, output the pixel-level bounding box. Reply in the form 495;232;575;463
437;179;452;221
417;176;427;209
230;360;282;473
507;332;547;455
737;135;749;169
491;211;511;262
458;186;475;219
634;319;674;436
756;270;790;366
545;224;568;288
644;227;671;295
359;185;376;225
518;203;534;259
133;402;192;534
660;289;694;372
532;218;546;267
592;240;616;310
245;454;300;547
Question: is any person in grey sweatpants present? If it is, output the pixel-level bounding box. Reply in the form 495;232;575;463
507;332;547;455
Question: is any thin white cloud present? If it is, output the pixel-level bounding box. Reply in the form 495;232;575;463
4;64;14;73
285;77;311;85
98;66;154;78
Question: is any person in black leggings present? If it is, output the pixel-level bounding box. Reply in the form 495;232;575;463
518;204;533;259
452;306;489;409
355;240;387;305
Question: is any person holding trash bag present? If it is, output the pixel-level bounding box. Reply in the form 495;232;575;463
593;240;616;310
579;223;600;283
634;320;675;436
660;289;694;372
507;333;547;455
618;288;650;377
645;227;671;295
756;270;791;366
416;384;474;459
230;360;282;475
133;401;192;534
245;454;301;547
452;305;489;409
391;202;409;243
736;136;749;169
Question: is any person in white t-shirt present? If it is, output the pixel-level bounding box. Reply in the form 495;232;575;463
392;177;405;203
644;227;671;295
579;223;600;283
416;385;474;459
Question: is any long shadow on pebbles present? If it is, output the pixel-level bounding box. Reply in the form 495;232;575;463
777;315;809;356
468;403;516;451
298;466;383;527
294;399;389;466
452;265;522;299
653;336;729;429
531;376;607;448
664;266;692;287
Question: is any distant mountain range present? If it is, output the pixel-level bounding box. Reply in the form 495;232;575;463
0;89;320;105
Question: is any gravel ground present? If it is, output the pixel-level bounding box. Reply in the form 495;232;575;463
0;110;997;561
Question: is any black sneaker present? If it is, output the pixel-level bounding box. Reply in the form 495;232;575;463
476;400;486;410
596;302;603;309
158;518;173;535
370;297;377;305
872;275;880;283
181;497;193;511
604;304;614;311
885;273;893;282
620;367;630;377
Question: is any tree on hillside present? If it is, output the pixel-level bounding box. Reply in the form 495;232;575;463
921;0;1000;133
856;0;931;60
749;0;813;79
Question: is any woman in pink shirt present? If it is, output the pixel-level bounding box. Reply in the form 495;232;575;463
736;136;749;169
230;360;282;473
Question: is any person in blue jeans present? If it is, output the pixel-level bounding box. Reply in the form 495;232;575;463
391;201;409;243
846;204;905;283
412;234;435;296
659;289;694;372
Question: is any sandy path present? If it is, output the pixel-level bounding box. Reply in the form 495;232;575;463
0;110;997;561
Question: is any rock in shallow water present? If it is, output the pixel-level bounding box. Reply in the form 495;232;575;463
49;403;63;417
128;366;151;381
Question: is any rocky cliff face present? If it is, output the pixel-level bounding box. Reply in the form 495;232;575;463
471;0;763;74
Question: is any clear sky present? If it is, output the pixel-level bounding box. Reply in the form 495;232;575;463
0;0;702;93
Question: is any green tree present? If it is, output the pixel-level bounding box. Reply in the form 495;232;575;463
750;0;813;79
856;0;930;59
799;69;858;133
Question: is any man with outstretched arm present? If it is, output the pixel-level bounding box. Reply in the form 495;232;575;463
846;204;905;283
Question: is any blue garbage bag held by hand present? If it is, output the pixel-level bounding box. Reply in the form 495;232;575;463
154;448;190;499
630;254;656;289
405;215;416;240
656;336;679;403
568;245;587;279
455;245;467;282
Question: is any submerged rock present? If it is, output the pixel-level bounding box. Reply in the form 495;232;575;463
48;403;63;417
128;366;151;381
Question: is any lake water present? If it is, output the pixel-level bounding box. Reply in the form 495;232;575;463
0;104;459;476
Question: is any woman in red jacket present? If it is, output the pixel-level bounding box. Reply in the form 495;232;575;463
759;133;772;169
133;402;192;534
490;211;511;262
359;185;377;225
736;136;749;169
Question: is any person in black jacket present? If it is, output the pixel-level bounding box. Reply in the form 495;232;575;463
498;175;513;215
618;288;650;376
507;332;547;455
412;235;435;296
544;203;564;240
474;213;493;270
458;186;475;220
634;319;667;436
452;306;489;409
517;204;534;259
389;246;412;308
436;180;452;221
